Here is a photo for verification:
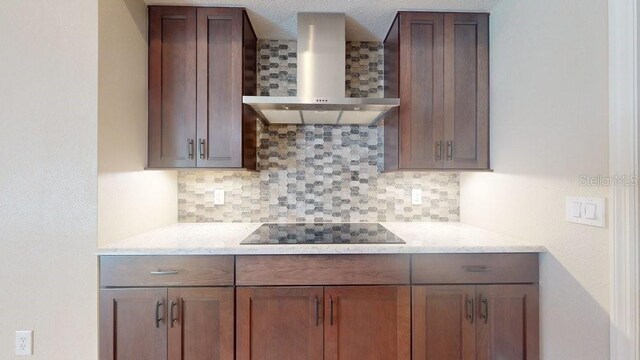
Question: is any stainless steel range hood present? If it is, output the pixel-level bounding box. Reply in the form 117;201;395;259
243;13;399;126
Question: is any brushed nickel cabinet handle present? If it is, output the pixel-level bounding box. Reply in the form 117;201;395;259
170;300;179;328
463;265;491;273
446;141;453;161
150;270;179;276
435;141;443;161
480;297;489;324
329;297;334;326
155;300;163;328
314;297;320;326
188;139;194;159
466;297;475;324
199;139;206;159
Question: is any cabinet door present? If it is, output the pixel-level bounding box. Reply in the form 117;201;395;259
168;288;234;360
148;7;197;168
236;287;324;360
324;286;410;360
398;12;445;169
443;13;489;169
196;8;243;168
100;288;167;360
412;286;476;360
476;285;539;360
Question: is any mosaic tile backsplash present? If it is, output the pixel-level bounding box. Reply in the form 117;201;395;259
178;40;460;223
257;40;384;98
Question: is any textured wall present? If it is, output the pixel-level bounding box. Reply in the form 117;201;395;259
98;0;177;246
0;0;98;358
178;40;460;222
460;0;610;358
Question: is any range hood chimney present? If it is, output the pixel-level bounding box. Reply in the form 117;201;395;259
243;13;399;126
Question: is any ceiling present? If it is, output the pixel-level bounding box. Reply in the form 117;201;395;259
145;0;500;41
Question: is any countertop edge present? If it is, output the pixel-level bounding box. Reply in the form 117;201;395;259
96;246;547;256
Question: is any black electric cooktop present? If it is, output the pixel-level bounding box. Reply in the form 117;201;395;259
240;223;405;245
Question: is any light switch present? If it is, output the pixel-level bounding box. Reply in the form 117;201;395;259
566;196;605;228
584;203;597;219
570;202;582;218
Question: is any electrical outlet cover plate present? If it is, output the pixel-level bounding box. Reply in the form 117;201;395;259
15;330;33;356
213;189;225;205
411;189;422;205
566;196;606;228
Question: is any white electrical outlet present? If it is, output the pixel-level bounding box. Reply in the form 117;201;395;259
411;189;423;205
15;331;33;356
213;189;225;205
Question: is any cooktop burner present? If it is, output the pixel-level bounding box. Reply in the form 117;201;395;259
240;223;405;245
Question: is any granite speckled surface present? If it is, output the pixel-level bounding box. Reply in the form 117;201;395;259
97;222;545;255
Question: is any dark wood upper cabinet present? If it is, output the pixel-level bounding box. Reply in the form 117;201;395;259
443;13;489;169
393;12;445;170
324;286;411;360
148;7;197;168
236;287;324;360
384;12;489;171
168;287;234;360
100;288;168;360
477;285;539;360
148;6;257;169
412;285;476;360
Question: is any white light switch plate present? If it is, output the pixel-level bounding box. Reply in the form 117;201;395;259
15;331;33;355
411;189;422;205
213;189;225;205
566;196;606;228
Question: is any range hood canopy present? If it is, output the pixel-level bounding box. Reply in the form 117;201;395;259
243;13;399;126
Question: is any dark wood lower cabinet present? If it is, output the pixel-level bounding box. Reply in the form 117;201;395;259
235;286;410;360
99;254;539;360
477;285;539;360
100;288;168;360
413;285;476;360
100;287;233;360
236;287;324;360
413;284;539;360
324;286;411;360
168;288;234;360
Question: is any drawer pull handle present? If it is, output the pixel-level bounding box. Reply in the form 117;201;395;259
150;270;179;276
463;265;491;273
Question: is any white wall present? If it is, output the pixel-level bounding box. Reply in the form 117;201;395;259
0;1;98;359
461;0;610;358
98;0;177;246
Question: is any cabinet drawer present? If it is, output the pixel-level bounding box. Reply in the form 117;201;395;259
411;254;538;284
236;255;410;286
100;256;234;287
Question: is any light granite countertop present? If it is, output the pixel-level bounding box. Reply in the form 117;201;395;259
97;222;546;255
